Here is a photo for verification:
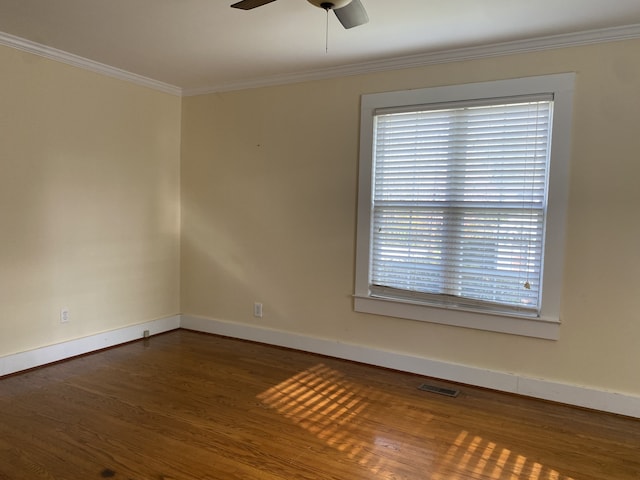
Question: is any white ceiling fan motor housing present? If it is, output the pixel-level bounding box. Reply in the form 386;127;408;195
306;0;352;10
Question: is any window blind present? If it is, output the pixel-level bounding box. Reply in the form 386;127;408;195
370;98;553;316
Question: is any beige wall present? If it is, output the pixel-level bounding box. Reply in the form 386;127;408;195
0;45;181;356
181;39;640;396
2;36;637;397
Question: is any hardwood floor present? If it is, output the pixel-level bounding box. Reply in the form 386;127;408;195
0;330;638;480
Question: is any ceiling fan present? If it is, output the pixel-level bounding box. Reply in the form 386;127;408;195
231;0;369;29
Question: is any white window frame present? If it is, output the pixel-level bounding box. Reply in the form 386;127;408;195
354;74;575;340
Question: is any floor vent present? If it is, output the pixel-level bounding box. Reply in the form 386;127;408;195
418;383;460;398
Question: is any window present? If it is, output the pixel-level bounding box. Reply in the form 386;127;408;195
354;74;575;339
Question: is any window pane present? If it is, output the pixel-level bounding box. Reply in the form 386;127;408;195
370;101;552;314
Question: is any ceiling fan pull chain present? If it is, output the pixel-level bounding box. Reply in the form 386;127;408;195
325;7;329;53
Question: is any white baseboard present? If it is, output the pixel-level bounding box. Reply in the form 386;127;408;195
3;313;638;419
181;314;640;419
0;315;181;377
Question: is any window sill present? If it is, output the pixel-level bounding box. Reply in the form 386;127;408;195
353;295;560;340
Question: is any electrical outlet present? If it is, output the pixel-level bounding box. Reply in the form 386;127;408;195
60;307;70;324
253;302;263;318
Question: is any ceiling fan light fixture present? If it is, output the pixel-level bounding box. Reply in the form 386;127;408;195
231;0;367;29
306;0;352;10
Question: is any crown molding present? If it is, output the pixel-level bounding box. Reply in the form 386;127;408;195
3;23;640;98
183;23;640;96
0;31;182;96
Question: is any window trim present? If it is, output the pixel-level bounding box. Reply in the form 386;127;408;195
354;74;575;340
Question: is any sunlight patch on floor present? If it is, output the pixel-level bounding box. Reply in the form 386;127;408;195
258;364;578;479
257;363;370;449
432;430;576;480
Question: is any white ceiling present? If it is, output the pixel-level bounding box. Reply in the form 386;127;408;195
2;0;640;93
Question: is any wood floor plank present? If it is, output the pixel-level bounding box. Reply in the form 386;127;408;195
1;330;638;480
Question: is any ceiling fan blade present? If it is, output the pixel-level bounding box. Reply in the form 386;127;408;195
334;0;369;29
231;0;278;10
